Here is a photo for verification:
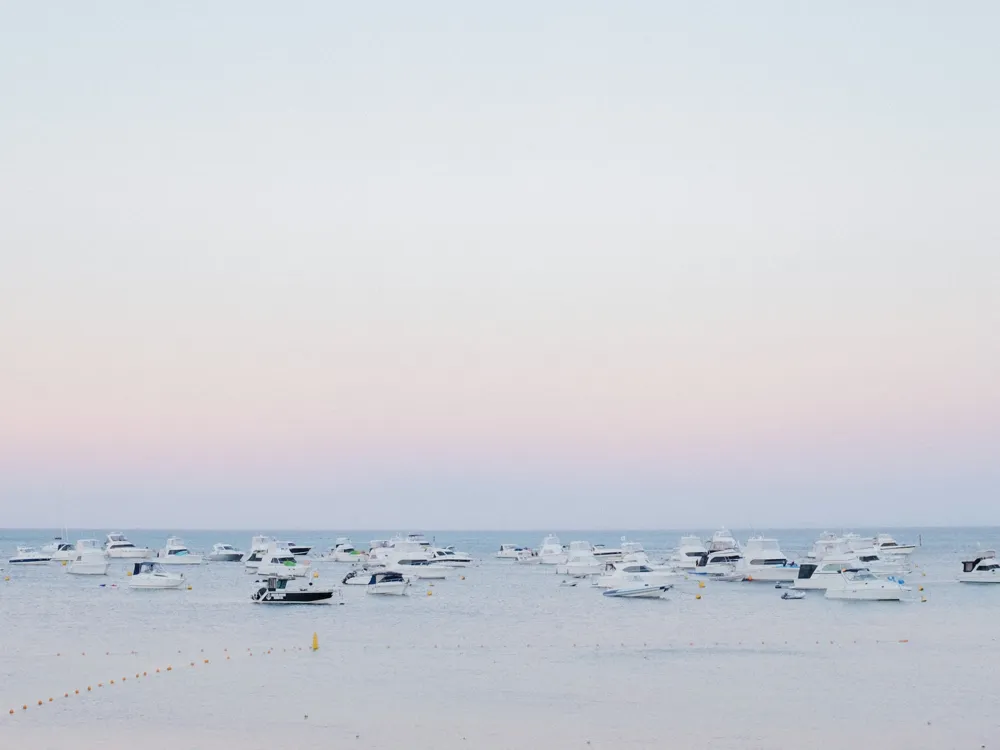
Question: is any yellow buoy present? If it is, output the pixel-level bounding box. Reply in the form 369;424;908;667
921;596;927;602
312;571;319;579
697;581;705;589
918;586;924;591
186;585;192;590
126;571;132;576
311;632;319;652
427;590;433;596
695;594;702;600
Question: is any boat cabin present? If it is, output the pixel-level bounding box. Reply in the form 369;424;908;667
963;551;999;573
370;571;406;585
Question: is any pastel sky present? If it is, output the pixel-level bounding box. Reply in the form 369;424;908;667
1;2;997;529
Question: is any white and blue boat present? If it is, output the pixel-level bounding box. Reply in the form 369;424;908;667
8;546;52;564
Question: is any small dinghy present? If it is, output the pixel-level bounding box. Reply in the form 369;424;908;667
559;580;578;587
781;590;806;600
602;584;671;599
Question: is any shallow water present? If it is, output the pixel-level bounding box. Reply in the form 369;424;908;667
2;528;998;749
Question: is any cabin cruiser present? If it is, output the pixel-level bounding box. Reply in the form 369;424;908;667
824;568;910;601
515;549;540;564
129;561;185;589
105;533;152;559
67;542;110;576
958;551;1000;583
707;529;741;553
156;537;203;565
404;533;432;548
320;538;367;563
274;541;311;556
693;548;743;576
207;543;244;562
734;537;799;583
593;562;678;589
9;546;52;564
538;535;566;565
392;558;448;579
363;570;410;595
255;544;311;577
669;535;708;570
496;544;527;560
873;533;916;556
556;541;603;577
794;556;869;590
807;532;844;560
619;539;653;565
242;536;274;569
251;573;340;604
851;546;910;575
42;539;76;562
428;547;473;567
591;543;624;563
603;584;671;599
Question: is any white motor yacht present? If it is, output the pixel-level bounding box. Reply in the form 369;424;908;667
958;550;1000;583
320;538;368;563
515;548;540;564
242;536;274;569
105;533;152;559
873;533;916;556
496;544;526;560
129;561;185;589
825;568;910;601
851;546;911;575
669;535;708;570
428;547;473;567
794;556;870;590
707;529;741;553
619;538;652;565
251;573;340;604
735;537;799;583
275;541;311;556
363;570;410;595
602;584;671;599
156;537;204;565
67;542;110;576
538;535;566;565
592;543;624;563
593;562;678;589
207;543;244;562
692;548;743;577
255;543;311;577
42;538;76;562
807;532;844;560
9;546;52;564
557;541;602;577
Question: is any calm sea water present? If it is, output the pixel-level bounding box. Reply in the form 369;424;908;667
2;528;998;749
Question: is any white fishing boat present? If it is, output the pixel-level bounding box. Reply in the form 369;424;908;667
515;549;540;564
538;535;566;565
496;544;526;560
255;543;311;577
557;541;602;577
873;533;917;556
428;547;473;567
67;544;110;576
250;573;340;604
42;538;76;562
320;538;368;563
692;548;743;576
392;558;448;579
104;533;152;559
669;535;708;570
129;561;185;589
242;536;274;569
958;550;1000;583
734;537;800;583
602;584;671;599
156;537;203;565
207;543;244;562
364;570;410;595
276;541;312;556
707;529;741;553
8;546;52;564
824;568;910;601
591;543;624;563
593;562;679;589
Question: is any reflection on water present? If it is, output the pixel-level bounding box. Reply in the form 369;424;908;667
1;528;999;749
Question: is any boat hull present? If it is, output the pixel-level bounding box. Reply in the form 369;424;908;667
366;582;409;595
67;562;110;575
107;549;152;559
740;566;801;583
825;588;907;601
207;553;244;562
157;555;204;565
958;574;1000;584
8;558;52;565
129;578;185;590
603;585;670;599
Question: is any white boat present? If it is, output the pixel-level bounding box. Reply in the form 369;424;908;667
242;536;274;569
255;543;311;577
781;590;806;600
734;537;800;583
250;573;340;604
276;541;312;556
392;558;448;579
515;549;540;564
207;543;244;562
538;535;566;565
42;538;76;562
851;546;911;575
496;544;527;560
958;550;1000;583
156;537;203;565
807;532;844;560
363;570;410;595
602;584;671;599
824;568;910;601
794;556;872;590
619;538;658;566
557;541;602;577
320;538;368;563
104;533;152;559
591;543;624;563
67;543;110;576
593;562;679;589
873;533;916;556
9;546;52;564
428;547;473;567
707;529;741;553
129;561;185;589
669;535;708;570
692;548;743;576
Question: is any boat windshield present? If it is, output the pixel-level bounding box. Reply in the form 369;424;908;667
169;549;190;555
